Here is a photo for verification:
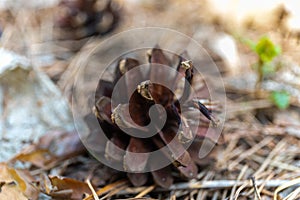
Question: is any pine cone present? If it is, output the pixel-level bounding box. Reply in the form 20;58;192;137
94;47;221;188
54;0;119;40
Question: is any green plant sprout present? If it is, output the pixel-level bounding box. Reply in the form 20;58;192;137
242;36;290;109
246;36;281;87
270;91;290;110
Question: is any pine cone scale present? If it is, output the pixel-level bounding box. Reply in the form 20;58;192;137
124;138;150;172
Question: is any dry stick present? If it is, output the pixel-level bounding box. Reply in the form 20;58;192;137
228;137;273;170
134;185;156;198
230;165;248;200
117;180;290;196
86;179;100;200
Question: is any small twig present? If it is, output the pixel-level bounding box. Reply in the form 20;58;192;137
120;180;290;194
251;176;262;200
165;179;290;190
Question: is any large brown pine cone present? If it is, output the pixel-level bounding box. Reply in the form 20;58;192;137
54;0;119;40
94;47;222;188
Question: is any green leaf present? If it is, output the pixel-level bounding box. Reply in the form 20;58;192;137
255;36;281;62
270;91;290;109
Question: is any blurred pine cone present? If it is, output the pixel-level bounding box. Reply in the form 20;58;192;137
54;0;119;40
94;47;221;188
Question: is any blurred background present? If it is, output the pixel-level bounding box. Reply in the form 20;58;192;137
0;0;300;199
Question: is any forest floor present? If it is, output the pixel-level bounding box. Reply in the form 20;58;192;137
0;1;299;199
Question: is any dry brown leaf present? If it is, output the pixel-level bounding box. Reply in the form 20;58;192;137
38;131;85;158
0;184;28;200
11;130;85;168
0;163;39;200
12;147;54;168
43;175;91;200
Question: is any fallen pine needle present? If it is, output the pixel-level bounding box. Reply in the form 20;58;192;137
230;165;248;200
86;179;100;200
251;176;262;200
84;180;128;200
274;177;300;200
100;185;128;200
228;137;273;170
283;187;300;200
135;185;156;198
254;139;287;177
